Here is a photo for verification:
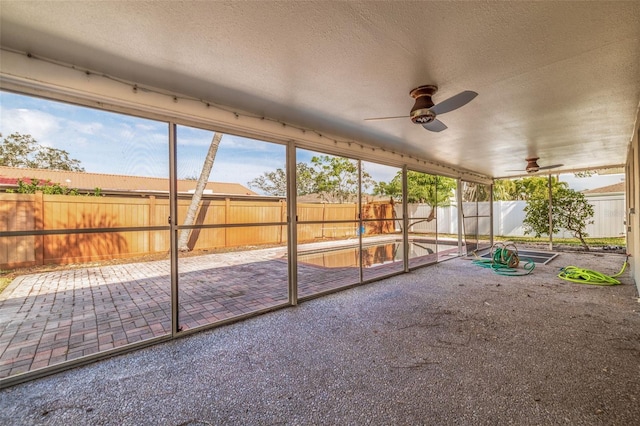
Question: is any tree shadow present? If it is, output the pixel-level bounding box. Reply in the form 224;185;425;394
186;199;211;251
362;202;395;234
46;213;129;262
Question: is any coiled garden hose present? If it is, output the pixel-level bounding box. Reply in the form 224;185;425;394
472;243;535;276
558;256;628;286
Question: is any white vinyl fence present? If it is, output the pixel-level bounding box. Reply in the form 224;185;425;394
398;194;625;238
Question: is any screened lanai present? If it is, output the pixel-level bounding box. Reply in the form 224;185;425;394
1;1;639;393
0;90;495;385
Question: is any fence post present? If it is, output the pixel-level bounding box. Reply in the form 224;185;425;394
225;197;230;247
34;191;44;266
148;195;156;252
322;203;326;239
280;200;286;244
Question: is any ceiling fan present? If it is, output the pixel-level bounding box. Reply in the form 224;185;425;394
509;157;564;174
364;85;478;132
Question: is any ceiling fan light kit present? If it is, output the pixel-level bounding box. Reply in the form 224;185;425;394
366;84;477;132
409;85;438;124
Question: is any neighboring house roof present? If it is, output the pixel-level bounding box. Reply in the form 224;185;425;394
582;182;625;195
0;166;257;195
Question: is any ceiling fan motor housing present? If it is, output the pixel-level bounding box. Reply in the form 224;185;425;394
410;85;437;124
525;157;540;173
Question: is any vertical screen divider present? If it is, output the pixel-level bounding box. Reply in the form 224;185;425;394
169;123;180;335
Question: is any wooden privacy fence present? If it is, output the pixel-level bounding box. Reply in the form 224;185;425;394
0;193;395;269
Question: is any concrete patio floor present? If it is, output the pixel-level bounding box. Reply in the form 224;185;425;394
0;250;638;424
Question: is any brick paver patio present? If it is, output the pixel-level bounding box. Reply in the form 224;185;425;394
1;238;433;380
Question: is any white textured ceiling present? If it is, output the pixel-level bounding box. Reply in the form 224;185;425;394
1;1;639;178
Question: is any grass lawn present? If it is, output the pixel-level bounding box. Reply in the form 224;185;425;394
494;235;626;247
0;277;11;294
436;233;625;248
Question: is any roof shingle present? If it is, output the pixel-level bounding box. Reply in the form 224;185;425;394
582;182;625;194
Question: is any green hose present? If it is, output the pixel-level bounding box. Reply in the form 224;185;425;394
472;243;535;276
558;258;628;286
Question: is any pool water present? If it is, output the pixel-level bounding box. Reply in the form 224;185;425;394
298;240;448;269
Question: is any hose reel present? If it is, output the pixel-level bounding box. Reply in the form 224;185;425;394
472;243;535;276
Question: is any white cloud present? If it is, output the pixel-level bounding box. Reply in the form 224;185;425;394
135;122;161;131
71;121;105;135
224;134;285;152
176;136;212;147
0;107;61;143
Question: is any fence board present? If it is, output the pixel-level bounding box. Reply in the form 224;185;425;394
0;194;37;267
491;197;625;238
1;191;625;269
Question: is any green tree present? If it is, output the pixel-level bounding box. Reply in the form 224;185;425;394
493;179;518;201
248;163;315;196
375;170;456;204
491;176;563;201
574;170;595;178
248;157;368;201
523;185;594;250
463;182;492;202
516;176;563;200
310;155;374;203
374;171;456;223
0;132;85;172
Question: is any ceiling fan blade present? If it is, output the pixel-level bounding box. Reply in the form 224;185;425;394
364;115;408;121
422;119;447;132
538;164;564;171
431;91;478;115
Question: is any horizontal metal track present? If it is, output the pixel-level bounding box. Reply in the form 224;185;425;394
0;222;288;237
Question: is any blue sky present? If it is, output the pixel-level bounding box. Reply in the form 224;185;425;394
0;91;290;187
0;91;623;192
559;173;624;191
0;91;400;190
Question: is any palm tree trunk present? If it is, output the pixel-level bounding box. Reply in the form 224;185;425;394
177;132;223;252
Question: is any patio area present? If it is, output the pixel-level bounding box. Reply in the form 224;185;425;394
1;237;428;379
0;250;638;424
